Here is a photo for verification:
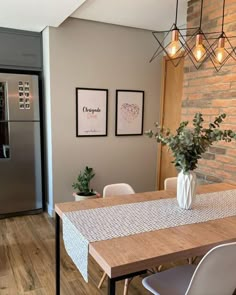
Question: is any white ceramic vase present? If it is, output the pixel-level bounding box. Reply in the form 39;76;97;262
177;170;197;209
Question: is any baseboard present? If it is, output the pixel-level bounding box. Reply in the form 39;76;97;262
0;208;43;219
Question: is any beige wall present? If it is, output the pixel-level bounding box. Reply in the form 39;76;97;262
44;18;162;212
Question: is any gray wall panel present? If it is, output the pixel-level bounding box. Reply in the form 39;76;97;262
0;28;42;71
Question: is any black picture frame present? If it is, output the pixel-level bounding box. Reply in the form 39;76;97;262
115;90;144;136
76;87;108;137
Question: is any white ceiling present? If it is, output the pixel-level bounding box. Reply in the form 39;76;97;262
0;0;86;32
72;0;187;31
0;0;187;32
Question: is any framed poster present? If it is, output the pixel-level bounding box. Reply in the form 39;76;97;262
116;90;144;136
76;88;108;137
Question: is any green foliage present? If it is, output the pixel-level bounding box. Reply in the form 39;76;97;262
72;166;95;196
146;113;236;173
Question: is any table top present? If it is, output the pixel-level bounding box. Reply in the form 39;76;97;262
55;183;236;278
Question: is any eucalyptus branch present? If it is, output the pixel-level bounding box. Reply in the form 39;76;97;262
146;113;236;173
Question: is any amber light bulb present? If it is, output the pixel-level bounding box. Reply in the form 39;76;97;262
215;37;226;64
193;34;206;62
166;30;181;58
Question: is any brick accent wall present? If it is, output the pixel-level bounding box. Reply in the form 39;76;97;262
182;0;236;184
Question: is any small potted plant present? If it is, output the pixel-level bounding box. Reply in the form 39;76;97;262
72;166;99;201
146;113;236;209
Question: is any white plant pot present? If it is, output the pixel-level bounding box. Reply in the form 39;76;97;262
73;193;97;201
177;170;197;209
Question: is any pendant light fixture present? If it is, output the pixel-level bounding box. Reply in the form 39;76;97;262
215;36;226;64
166;28;181;58
150;0;236;72
165;0;181;58
215;0;227;64
192;0;207;63
150;0;185;67
193;34;206;62
209;0;236;71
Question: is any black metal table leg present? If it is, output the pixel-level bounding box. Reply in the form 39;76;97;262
56;212;60;295
107;270;146;295
107;277;116;295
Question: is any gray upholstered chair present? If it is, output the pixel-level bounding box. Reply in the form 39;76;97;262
142;242;236;295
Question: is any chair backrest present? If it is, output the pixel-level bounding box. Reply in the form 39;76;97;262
103;183;135;198
164;177;177;192
186;242;236;295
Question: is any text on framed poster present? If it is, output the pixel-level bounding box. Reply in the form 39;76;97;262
76;88;108;137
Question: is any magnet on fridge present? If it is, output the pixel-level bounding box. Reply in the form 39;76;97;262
19;103;25;109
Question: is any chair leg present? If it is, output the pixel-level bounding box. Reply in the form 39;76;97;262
192;256;198;264
98;272;107;289
123;278;132;295
149;265;163;274
151;267;158;273
188;257;197;264
188;257;193;264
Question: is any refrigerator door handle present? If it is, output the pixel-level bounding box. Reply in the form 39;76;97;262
3;144;10;158
0;122;10;159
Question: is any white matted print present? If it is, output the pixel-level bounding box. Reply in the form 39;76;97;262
76;88;108;137
116;90;144;135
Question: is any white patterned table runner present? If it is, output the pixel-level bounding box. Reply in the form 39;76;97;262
62;189;236;282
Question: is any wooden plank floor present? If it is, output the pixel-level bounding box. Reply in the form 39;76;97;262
0;213;153;295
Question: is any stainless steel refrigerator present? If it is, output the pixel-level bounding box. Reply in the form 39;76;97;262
0;73;43;217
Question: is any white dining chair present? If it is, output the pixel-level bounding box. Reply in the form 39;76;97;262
164;177;177;192
102;183;135;197
142;242;236;295
98;183;135;295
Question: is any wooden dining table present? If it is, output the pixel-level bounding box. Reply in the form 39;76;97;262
55;182;236;295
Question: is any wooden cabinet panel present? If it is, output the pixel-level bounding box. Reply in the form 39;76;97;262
157;57;184;189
